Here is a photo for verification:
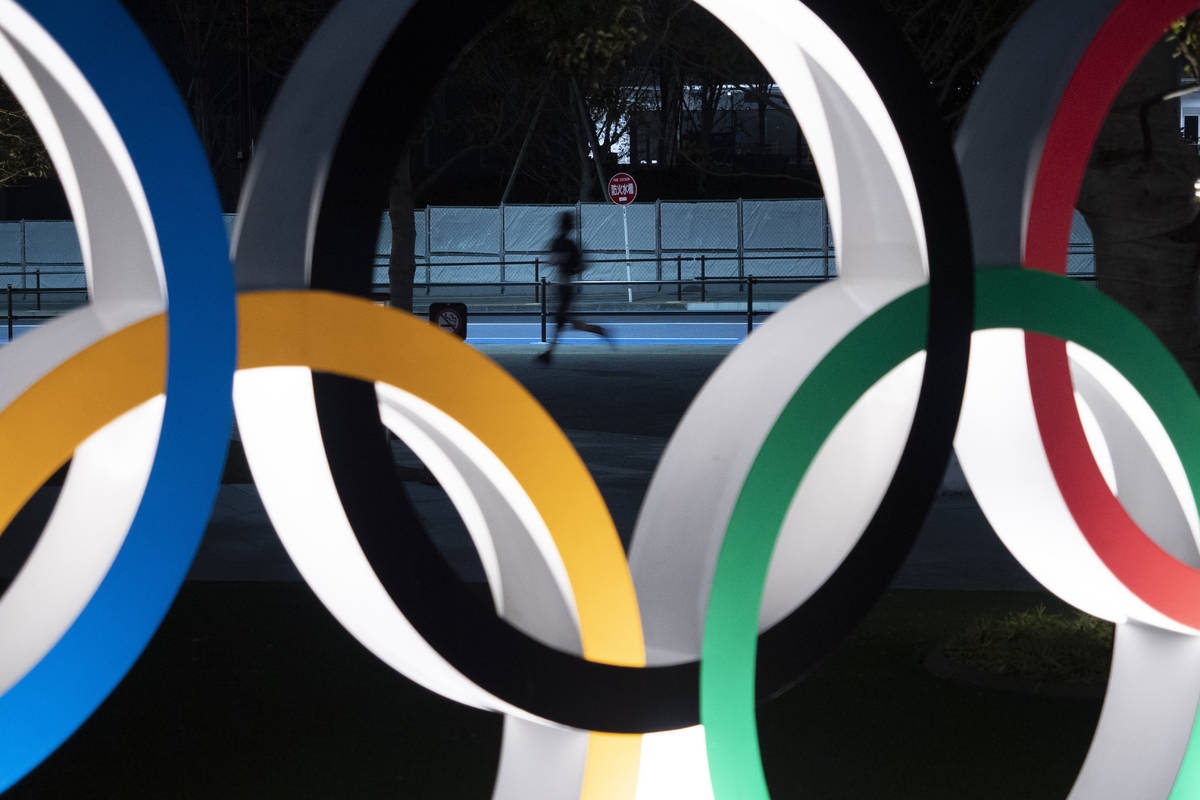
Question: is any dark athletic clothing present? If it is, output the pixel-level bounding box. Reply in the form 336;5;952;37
555;282;575;326
537;225;609;360
550;233;584;277
550;233;583;325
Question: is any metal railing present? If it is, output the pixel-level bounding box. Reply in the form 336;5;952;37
3;274;85;341
2;264;1101;344
399;251;837;298
373;275;823;342
377;273;816;297
1;273;813;341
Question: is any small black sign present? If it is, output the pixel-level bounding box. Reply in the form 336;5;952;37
429;302;468;339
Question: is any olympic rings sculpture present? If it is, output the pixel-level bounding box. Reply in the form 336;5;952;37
3;0;1200;797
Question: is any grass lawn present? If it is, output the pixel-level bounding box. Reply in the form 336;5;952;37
4;583;1104;799
759;590;1101;799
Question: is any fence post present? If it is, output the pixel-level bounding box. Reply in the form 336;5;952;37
6;284;12;342
19;220;26;288
655;198;663;292
575;202;584;304
746;275;754;336
700;255;707;302
499;203;506;295
822;200;831;278
425;207;433;295
540;277;548;343
676;254;682;302
534;257;540;302
35;269;41;311
736;198;745;292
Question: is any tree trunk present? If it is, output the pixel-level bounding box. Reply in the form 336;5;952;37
757;101;766;151
388;149;416;313
1078;40;1200;387
500;86;548;205
568;82;599;202
571;77;608;192
657;58;682;167
573;105;595;202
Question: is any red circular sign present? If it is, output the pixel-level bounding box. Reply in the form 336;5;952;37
608;172;637;205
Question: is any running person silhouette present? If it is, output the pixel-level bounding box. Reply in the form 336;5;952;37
536;212;611;363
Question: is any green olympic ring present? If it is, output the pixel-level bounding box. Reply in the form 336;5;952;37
702;268;1200;798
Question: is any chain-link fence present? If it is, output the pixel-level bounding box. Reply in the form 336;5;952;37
1068;212;1094;276
0;221;84;291
0;201;1098;310
384;200;838;303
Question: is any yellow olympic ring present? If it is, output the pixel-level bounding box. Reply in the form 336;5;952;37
0;292;645;798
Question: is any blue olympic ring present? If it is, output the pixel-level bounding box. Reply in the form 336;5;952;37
0;0;235;790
